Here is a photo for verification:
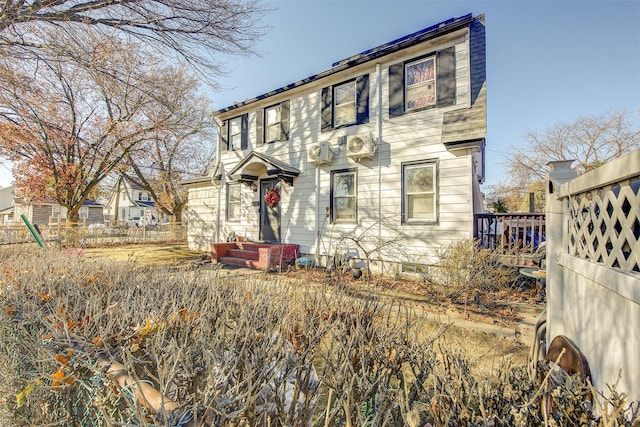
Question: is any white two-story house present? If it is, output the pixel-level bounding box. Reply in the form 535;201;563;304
102;177;161;225
185;13;487;267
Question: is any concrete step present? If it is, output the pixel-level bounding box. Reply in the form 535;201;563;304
219;256;264;270
226;248;260;260
237;242;269;252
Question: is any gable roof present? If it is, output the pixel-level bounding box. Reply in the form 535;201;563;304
227;151;300;183
214;13;474;115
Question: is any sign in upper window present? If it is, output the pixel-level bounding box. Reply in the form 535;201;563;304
389;47;455;118
405;57;436;111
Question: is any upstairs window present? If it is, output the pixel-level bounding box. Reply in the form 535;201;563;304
256;101;290;144
389;47;456;118
220;114;248;152
333;81;356;127
405;57;435;110
265;105;281;142
229;116;243;150
331;169;357;222
321;74;369;132
402;160;437;223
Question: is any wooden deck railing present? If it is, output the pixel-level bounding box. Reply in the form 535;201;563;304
473;212;546;256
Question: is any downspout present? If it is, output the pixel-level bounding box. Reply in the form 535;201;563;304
376;64;383;244
315;165;320;265
213;117;223;243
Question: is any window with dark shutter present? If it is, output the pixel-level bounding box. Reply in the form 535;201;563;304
389;47;456;118
321;74;369;131
260;101;290;143
228;114;248;151
334;80;356;127
265;105;280;143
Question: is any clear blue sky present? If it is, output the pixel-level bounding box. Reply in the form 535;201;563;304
0;0;638;188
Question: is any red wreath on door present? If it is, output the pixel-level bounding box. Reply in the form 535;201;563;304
265;187;280;207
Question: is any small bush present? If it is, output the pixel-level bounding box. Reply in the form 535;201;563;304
421;239;518;305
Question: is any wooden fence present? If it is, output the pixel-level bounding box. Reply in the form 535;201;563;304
0;222;187;248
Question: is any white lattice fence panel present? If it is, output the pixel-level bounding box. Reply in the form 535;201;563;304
568;179;640;273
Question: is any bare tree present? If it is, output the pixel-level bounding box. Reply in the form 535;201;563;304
123;107;216;223
0;0;266;76
495;109;640;211
117;62;215;223
504;109;640;189
0;32;214;223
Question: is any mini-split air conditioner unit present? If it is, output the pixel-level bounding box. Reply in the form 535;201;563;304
307;141;333;165
346;133;376;161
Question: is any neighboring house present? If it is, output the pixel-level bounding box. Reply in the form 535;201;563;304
185;13;487;266
0;186;104;226
0;186;14;224
102;178;161;225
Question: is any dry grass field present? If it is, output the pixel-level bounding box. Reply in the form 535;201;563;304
3;243;630;426
82;243;540;373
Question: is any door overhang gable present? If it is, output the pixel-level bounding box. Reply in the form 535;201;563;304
227;151;300;184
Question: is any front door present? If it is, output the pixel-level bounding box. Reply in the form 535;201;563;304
260;180;281;242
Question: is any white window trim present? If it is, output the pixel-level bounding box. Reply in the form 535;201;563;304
404;56;437;111
226;183;242;222
229;116;243;151
402;161;437;224
265;104;281;144
332;169;357;223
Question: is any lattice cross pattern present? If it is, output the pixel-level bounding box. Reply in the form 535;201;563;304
568;179;640;273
